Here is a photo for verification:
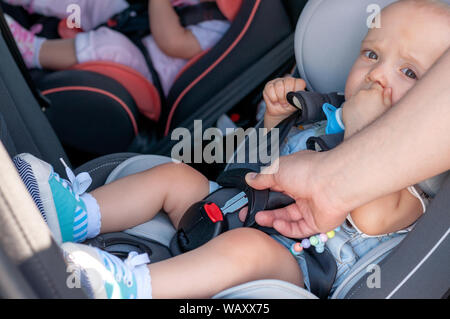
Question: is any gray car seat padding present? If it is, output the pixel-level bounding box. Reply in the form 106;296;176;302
104;155;177;247
74;152;141;192
212;279;318;299
0;142;86;298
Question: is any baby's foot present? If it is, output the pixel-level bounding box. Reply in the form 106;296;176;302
13;153;100;244
4;14;45;68
62;243;152;299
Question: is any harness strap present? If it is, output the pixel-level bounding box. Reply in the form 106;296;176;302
306;132;344;152
129;35;165;104
286;91;345;125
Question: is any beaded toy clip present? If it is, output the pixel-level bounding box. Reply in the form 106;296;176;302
290;227;341;255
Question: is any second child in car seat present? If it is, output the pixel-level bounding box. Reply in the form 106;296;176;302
11;0;450;298
3;0;230;96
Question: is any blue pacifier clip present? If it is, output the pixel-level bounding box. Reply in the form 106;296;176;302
323;103;345;134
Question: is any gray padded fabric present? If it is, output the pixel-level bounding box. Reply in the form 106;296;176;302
105;155;174;184
295;0;396;93
213;279;318;299
105;155;176;247
74;152;139;192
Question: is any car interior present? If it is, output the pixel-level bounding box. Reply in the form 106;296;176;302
1;0;306;170
0;0;449;299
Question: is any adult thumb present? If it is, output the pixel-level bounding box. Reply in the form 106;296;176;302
245;171;280;191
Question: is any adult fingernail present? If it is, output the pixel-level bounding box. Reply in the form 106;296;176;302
246;172;257;180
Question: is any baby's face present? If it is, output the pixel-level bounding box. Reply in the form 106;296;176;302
345;1;450;105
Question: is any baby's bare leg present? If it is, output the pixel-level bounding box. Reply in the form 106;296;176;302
90;162;210;233
39;39;78;70
149;228;304;298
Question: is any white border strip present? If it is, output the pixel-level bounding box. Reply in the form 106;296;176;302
386;227;449;299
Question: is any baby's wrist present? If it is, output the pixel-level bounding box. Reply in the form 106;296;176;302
264;113;292;131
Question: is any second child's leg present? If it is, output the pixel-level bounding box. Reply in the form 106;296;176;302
91;162;210;233
6;14;153;80
38;38;77;70
5;13;77;69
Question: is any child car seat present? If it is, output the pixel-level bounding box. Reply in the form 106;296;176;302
1;0;306;165
0;0;448;299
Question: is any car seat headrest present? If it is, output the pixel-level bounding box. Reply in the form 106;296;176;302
294;0;397;93
216;0;243;21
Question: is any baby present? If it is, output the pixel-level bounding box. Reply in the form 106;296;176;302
3;0;229;96
12;0;450;298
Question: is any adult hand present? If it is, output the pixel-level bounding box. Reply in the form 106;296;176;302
244;150;348;238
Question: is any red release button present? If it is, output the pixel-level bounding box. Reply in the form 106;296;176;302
204;203;223;223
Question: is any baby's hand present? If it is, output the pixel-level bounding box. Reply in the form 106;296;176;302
342;84;392;138
263;77;306;129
